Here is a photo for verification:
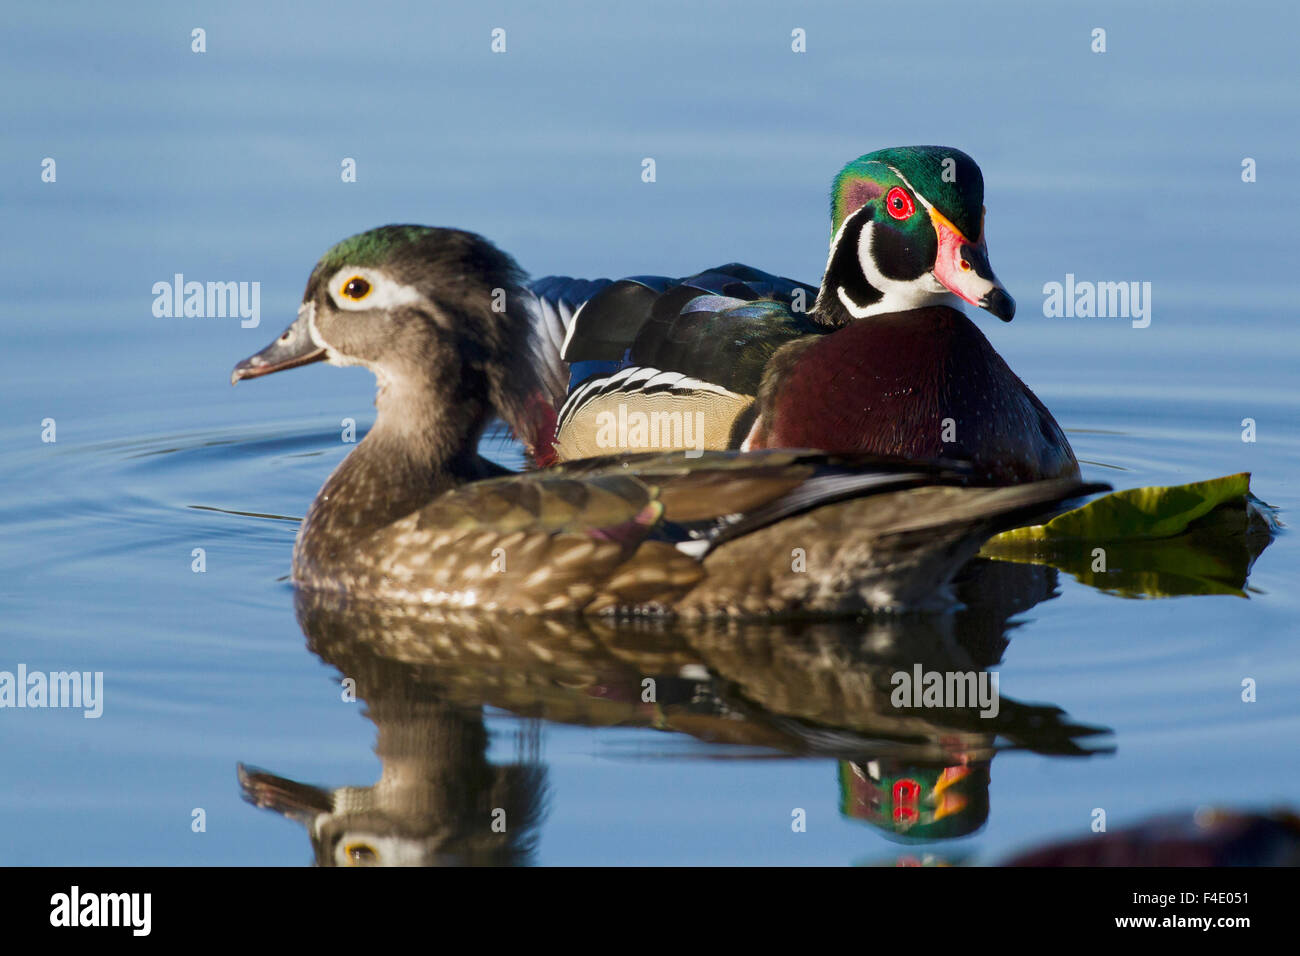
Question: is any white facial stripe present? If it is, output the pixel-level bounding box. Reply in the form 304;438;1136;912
885;165;936;214
842;220;956;319
305;295;364;369
818;201;878;313
300;300;323;346
889;163;983;247
326;266;425;312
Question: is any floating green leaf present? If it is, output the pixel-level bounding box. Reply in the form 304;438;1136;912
980;474;1279;599
985;473;1251;546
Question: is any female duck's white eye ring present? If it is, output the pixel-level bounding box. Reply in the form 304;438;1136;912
341;276;372;301
329;268;422;311
343;842;378;865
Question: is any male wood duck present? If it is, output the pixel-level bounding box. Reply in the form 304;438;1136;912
538;146;1078;484
231;225;1103;615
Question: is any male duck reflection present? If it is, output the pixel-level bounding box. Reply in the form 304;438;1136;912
231;226;1104;615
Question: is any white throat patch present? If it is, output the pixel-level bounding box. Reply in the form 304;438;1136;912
836;222;956;319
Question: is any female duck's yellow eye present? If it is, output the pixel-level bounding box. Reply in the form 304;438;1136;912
344;842;377;865
342;276;371;300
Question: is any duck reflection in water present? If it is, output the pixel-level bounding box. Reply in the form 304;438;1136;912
239;558;1113;865
239;694;547;867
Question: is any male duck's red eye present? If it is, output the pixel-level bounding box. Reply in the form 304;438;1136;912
885;187;915;220
342;276;371;300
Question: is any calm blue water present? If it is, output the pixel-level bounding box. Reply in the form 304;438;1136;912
2;0;1298;865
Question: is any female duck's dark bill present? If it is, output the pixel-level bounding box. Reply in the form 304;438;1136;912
230;310;326;384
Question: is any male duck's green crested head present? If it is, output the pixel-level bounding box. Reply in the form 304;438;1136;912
839;760;990;842
231;225;554;456
817;145;1015;324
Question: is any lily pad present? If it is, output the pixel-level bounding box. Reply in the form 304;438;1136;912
980;474;1280;599
985;473;1251;545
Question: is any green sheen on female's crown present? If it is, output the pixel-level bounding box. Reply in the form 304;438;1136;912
312;225;439;278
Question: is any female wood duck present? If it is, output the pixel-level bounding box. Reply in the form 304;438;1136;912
231;225;1103;615
540;146;1078;484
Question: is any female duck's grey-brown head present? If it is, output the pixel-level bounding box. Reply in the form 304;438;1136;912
232;225;551;456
